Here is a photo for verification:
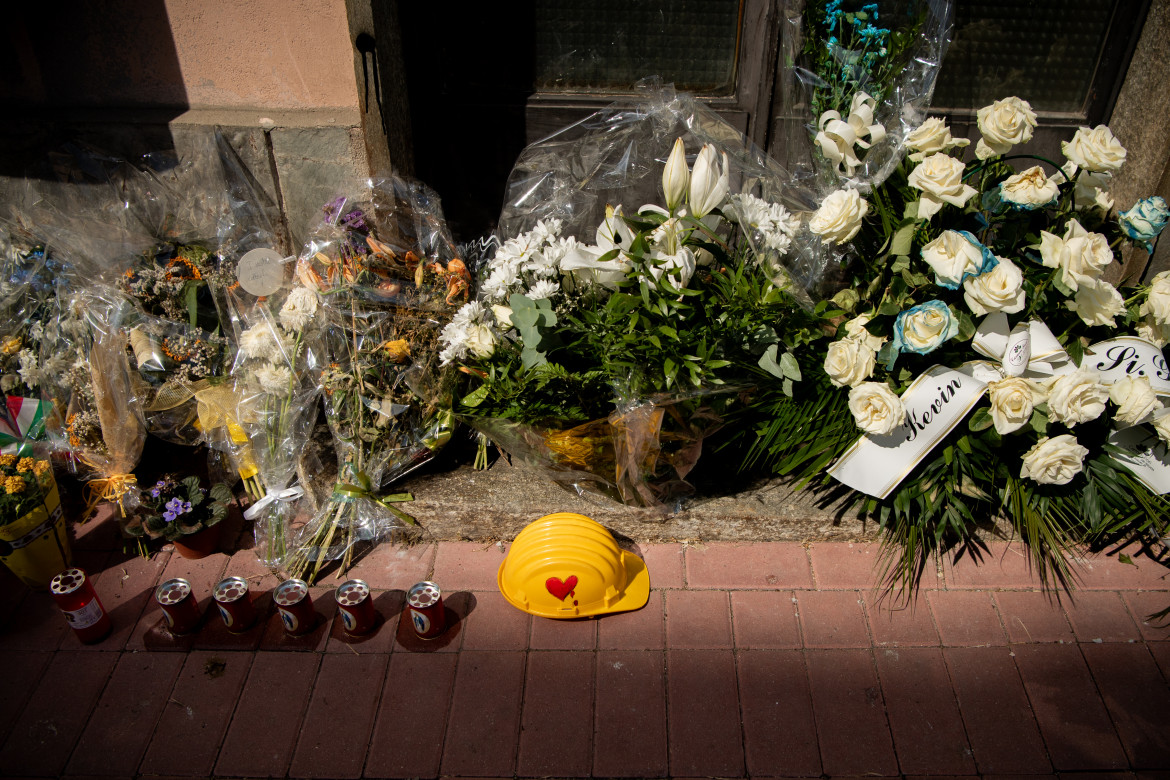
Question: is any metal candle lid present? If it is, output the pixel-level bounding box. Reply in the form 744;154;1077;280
335;579;369;605
50;568;87;595
213;576;249;604
273;579;309;606
155;578;192;605
408;581;440;608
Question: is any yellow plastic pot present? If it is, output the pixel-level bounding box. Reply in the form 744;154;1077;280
0;476;72;590
498;512;649;619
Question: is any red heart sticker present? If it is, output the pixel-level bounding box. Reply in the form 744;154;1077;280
545;575;578;601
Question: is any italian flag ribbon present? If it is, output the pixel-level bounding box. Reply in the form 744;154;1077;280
0;397;50;457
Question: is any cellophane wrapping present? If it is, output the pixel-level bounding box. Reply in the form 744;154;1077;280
786;0;955;192
452;85;823;509
226;283;326;570
0;218;74;457
285;177;460;581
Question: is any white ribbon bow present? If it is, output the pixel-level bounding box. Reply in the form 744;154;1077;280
967;312;1072;382
243;485;306;521
815;92;888;177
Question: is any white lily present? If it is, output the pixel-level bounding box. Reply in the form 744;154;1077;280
814;92;887;176
662;138;689;213
689;144;729;218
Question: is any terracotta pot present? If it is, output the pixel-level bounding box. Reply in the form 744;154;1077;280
172;523;222;559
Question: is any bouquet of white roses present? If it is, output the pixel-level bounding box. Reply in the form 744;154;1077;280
749;96;1170;597
443;86;826;509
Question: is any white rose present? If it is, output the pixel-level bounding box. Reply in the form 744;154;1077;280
1062;125;1127;173
987;377;1039;435
921;230;988;289
893;301;959;354
824;338;876;388
491;304;513;329
1137;316;1170;348
975;97;1037;159
1154;410;1170;445
1140;270;1170;326
907;153;977;219
1037;218;1113;291
1053;162;1114;213
465;323;496;358
1020;434;1089;485
842;314;885;352
809;189;869;245
279;286;318;332
1000;166;1059;208
963;255;1025;316
905;117;970;162
1047;367;1108;427
848;382;906;436
1109;376;1162;427
1066;277;1125;328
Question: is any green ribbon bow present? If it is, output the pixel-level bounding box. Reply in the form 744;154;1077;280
332;471;416;525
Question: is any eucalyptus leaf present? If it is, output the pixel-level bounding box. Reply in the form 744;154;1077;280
779;351;802;381
758;344;786;380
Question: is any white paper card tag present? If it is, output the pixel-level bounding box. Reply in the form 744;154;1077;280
237;248;286;297
1083;337;1170;396
829;366;988;499
1107;426;1170;495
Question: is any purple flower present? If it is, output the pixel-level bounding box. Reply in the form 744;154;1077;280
165;497;184;515
151;488;161;498
182;501;193;514
163;510;177;523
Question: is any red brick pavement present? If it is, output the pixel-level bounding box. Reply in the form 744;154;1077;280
0;528;1167;779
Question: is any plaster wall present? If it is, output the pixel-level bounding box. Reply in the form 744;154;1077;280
166;0;360;112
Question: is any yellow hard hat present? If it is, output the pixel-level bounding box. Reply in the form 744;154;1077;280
498;512;650;619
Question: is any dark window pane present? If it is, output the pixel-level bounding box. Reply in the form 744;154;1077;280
534;0;742;95
932;0;1115;115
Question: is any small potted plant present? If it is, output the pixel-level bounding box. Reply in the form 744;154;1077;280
130;475;234;559
0;454;72;588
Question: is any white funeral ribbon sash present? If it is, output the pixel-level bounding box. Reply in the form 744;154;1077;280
829;313;1170;498
1107;420;1170;495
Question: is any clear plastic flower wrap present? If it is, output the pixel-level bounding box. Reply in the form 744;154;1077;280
0;219;75;457
40;282;149;526
447;85;827;510
785;0;955;192
286;178;460;581
225;284;327;570
34;132;283;446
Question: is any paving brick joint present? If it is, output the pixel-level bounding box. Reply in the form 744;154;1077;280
1;529;1168;779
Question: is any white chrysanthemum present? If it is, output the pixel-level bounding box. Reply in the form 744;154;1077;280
239;323;284;361
28;321;44;342
729;193;800;254
523;249;560;278
439;321;470;365
279;286;318;332
452;301;488;328
529;218;563;245
527;279;560;300
255;363;292;396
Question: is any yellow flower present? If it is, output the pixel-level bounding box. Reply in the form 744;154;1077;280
1;336;21;355
0;454;16;468
5;476;25;495
33;460;51;479
16;458;34;474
